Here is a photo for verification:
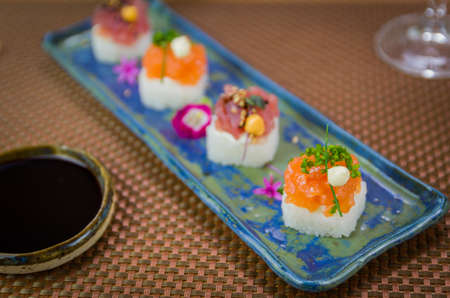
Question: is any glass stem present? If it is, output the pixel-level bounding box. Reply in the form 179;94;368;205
421;0;448;43
425;0;447;20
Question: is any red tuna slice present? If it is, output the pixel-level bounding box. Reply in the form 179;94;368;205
93;0;150;45
215;85;279;140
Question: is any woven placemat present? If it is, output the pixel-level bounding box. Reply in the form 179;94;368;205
0;0;448;296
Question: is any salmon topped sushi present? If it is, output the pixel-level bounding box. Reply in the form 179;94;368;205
138;31;208;110
206;85;280;167
282;130;367;237
92;0;151;63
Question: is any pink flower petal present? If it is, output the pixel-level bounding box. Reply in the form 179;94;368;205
172;104;212;139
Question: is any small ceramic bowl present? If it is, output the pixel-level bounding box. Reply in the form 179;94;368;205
0;145;115;274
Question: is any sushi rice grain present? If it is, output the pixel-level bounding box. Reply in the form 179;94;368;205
91;25;151;64
138;70;208;110
282;181;367;238
206;117;279;167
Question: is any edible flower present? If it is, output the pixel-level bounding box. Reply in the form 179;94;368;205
172;104;211;139
113;57;139;85
253;174;283;201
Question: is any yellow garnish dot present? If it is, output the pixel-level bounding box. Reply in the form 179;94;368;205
121;5;138;22
244;114;265;136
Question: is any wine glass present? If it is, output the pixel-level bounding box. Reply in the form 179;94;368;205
375;0;450;79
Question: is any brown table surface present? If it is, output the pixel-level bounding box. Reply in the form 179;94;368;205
0;0;449;296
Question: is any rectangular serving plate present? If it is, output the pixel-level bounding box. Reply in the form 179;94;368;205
42;0;448;291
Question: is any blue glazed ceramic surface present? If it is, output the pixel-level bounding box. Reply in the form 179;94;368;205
42;0;448;291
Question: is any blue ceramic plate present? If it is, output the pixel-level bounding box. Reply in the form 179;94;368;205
42;0;448;291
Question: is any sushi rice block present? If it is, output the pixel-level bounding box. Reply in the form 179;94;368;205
206;85;279;167
138;32;208;110
92;0;151;63
282;150;366;238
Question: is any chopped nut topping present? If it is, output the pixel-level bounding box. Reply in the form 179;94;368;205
105;0;120;7
239;110;247;127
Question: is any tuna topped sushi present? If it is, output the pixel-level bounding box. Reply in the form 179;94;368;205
92;0;151;63
138;31;208;110
282;129;367;238
206;85;279;167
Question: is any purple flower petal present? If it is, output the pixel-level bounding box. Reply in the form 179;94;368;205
273;192;283;201
117;73;126;82
113;58;139;86
113;66;121;74
253;187;269;196
273;181;282;190
254;174;283;201
129;68;139;76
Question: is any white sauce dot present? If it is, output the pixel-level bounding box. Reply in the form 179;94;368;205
170;35;191;58
327;166;350;187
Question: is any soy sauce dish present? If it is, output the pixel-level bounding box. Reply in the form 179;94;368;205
0;145;115;274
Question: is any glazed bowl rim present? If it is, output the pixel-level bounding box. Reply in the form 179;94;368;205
0;144;113;257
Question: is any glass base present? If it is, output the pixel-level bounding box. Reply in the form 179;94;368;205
375;13;450;79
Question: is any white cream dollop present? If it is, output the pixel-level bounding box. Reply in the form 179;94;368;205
327;166;350;187
170;35;191;58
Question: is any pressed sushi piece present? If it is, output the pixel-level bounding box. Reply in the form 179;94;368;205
92;0;151;63
206;85;279;167
282;132;367;238
138;31;208;110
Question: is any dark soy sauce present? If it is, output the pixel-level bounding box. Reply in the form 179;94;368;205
0;156;102;253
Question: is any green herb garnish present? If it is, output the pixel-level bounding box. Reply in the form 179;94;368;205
323;125;343;217
244;95;268;109
299;125;361;217
153;29;179;47
152;30;180;81
277;186;284;195
299;133;361;179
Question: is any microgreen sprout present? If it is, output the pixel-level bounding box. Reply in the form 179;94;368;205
152;29;180;81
